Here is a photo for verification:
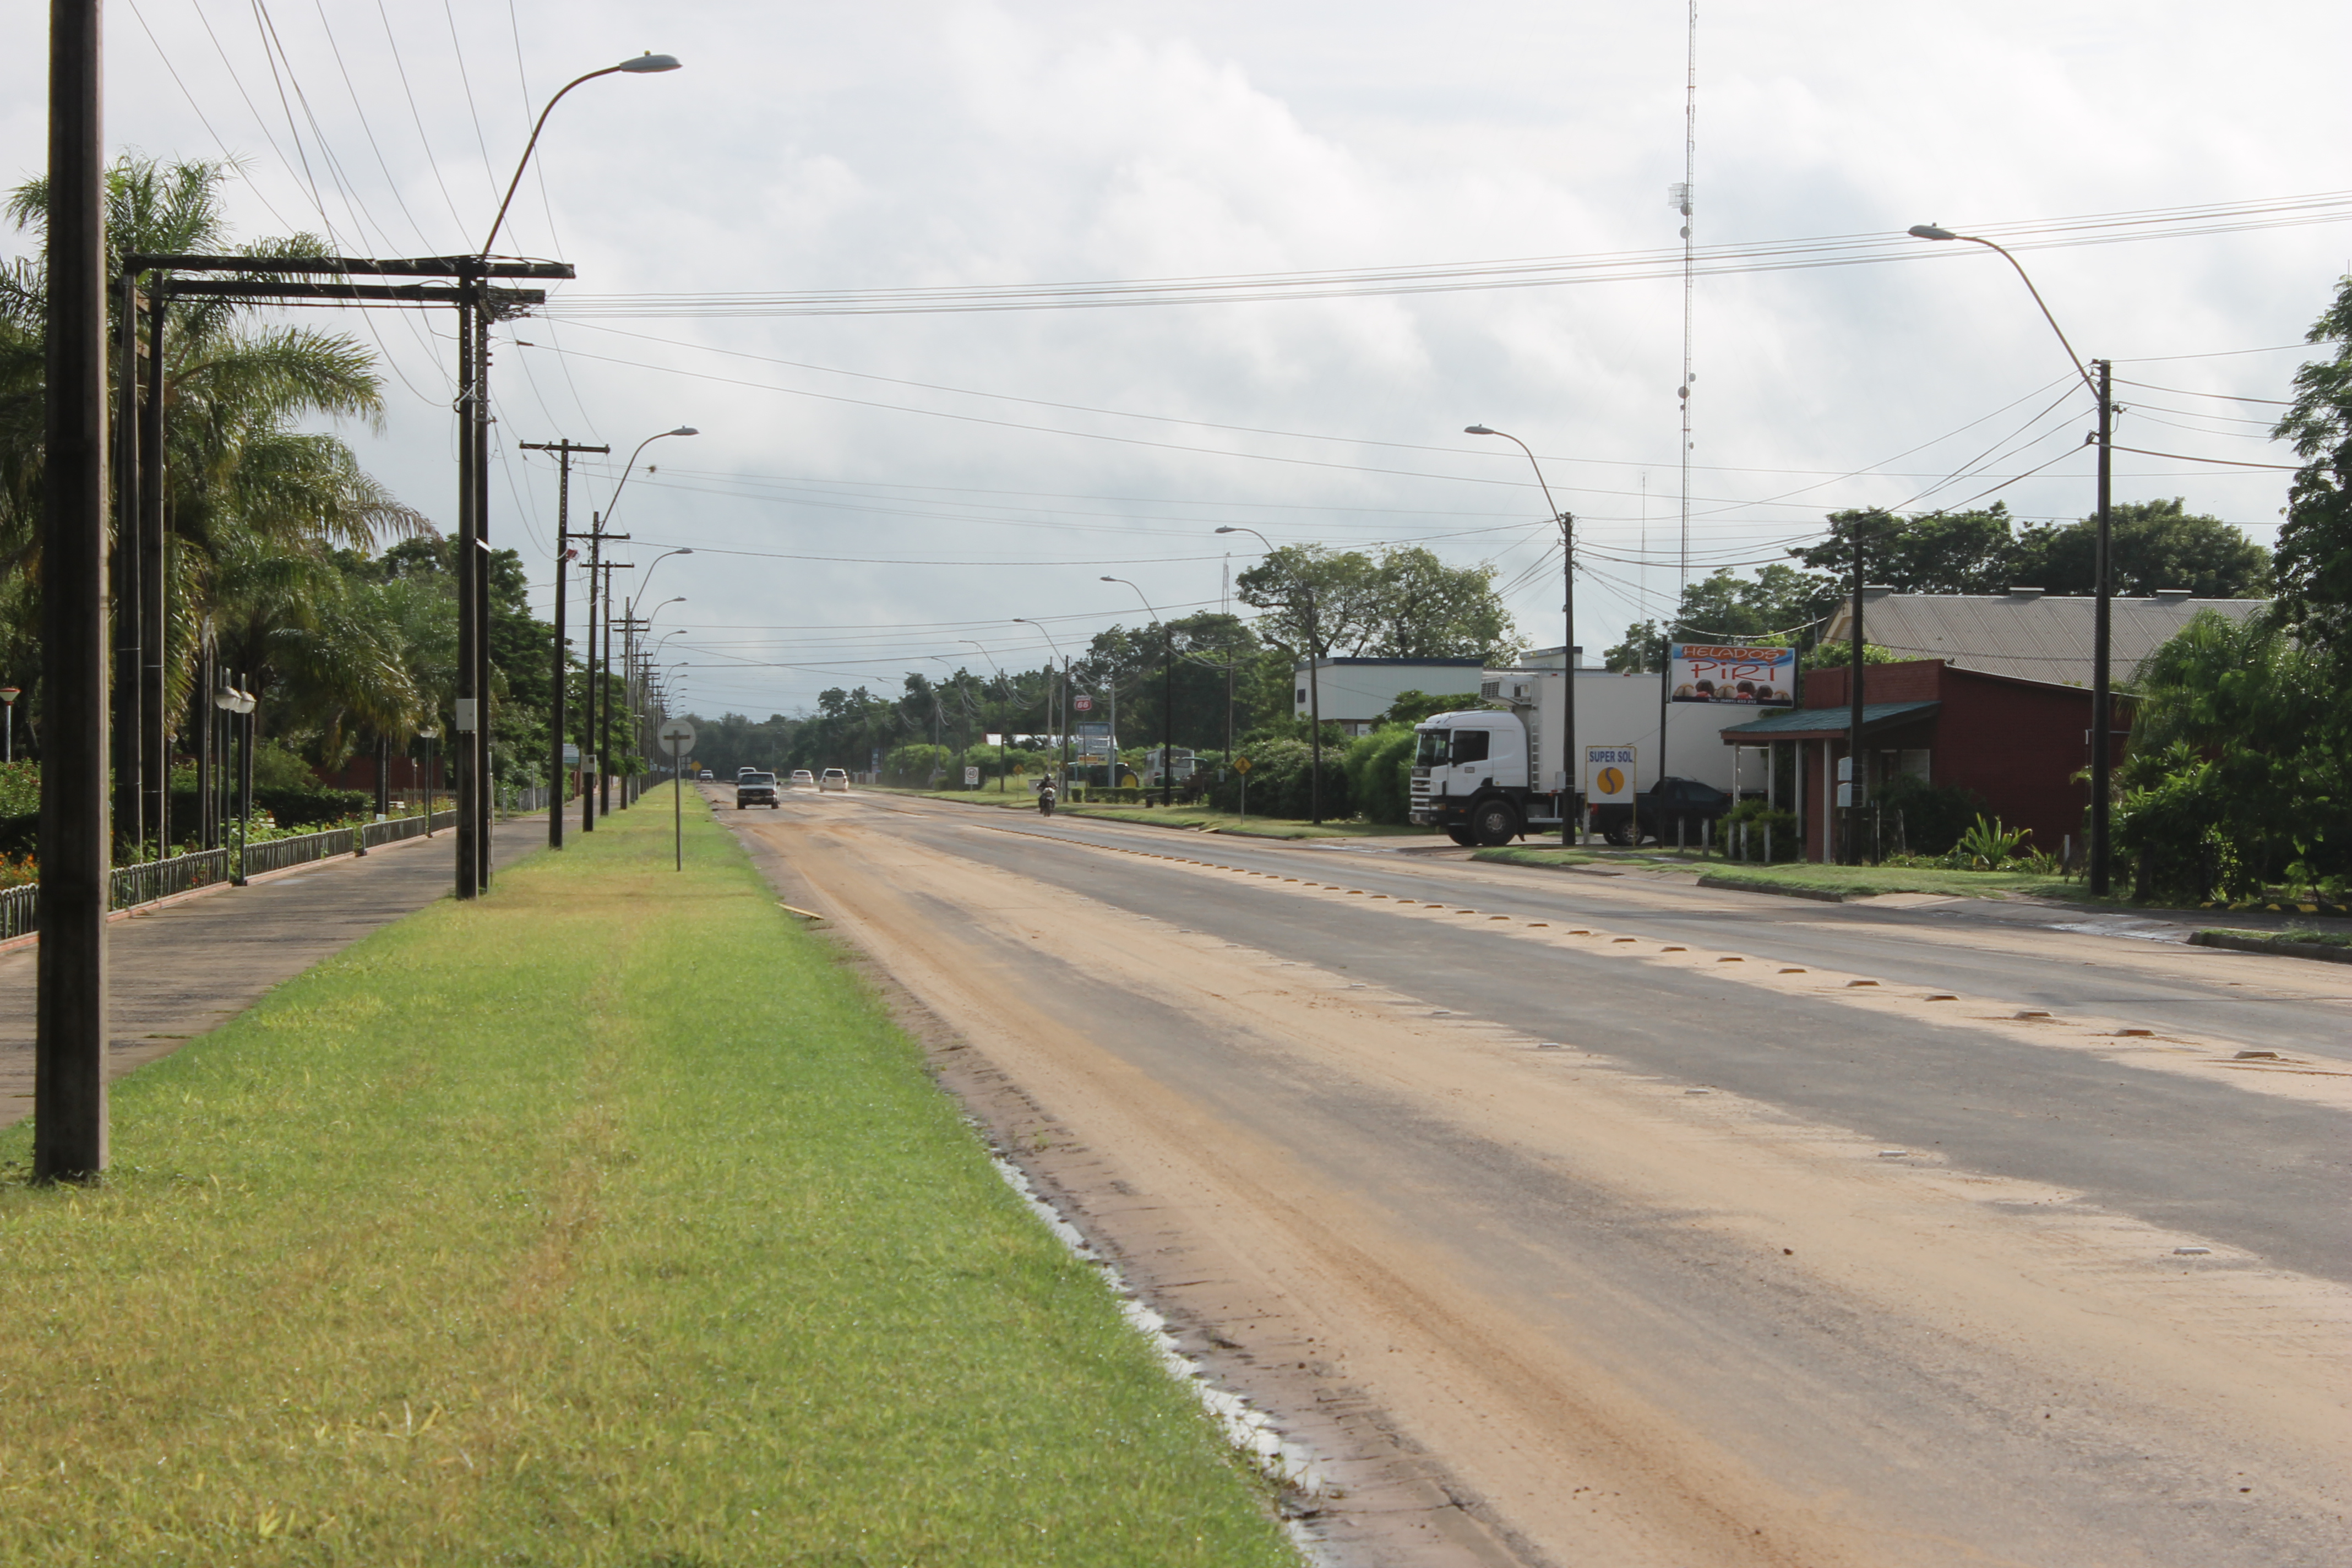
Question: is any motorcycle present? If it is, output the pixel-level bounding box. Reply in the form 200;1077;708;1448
1037;783;1057;817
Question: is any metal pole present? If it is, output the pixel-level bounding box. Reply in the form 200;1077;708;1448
598;573;614;819
2089;358;2114;898
674;748;683;871
1162;622;1175;807
34;0;110;1181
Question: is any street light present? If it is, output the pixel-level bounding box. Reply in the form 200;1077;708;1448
1216;524;1327;822
961;640;1016;792
212;680;256;884
462;58;679;899
1102;577;1177;808
586;429;695;831
0;685;17;763
1012;618;1072;788
1910;222;2115;894
482;53;684;257
1467;427;1579;847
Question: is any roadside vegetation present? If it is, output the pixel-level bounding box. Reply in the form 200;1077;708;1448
0;789;1298;1566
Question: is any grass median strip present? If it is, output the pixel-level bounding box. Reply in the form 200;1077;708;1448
0;786;1297;1566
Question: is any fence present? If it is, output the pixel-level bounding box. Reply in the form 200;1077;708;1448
2;806;474;945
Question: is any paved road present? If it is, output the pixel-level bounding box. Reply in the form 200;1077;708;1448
729;787;2352;1568
0;816;548;1130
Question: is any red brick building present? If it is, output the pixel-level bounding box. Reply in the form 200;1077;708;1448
1719;659;2127;863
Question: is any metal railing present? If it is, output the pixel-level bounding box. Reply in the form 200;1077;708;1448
113;846;233;910
0;807;467;945
0;881;36;942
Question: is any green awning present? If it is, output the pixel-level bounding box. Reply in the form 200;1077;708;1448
1716;700;1940;741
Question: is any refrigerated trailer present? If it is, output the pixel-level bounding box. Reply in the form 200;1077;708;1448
1406;668;1765;846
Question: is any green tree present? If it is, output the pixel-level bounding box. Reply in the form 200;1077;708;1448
2274;275;2352;663
2010;498;2270;600
1789;506;2022;595
1603;563;1836;672
1238;543;1516;664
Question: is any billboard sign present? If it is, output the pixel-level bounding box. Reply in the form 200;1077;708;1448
1586;745;1637;802
1075;721;1114;760
1669;644;1795;706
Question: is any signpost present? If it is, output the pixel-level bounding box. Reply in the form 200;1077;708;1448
1074;695;1092;712
1234;754;1251;820
0;685;16;763
657;718;695;872
963;765;981;788
1585;744;1636;846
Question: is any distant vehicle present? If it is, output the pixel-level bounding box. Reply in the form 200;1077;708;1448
735;772;780;809
1596;776;1733;847
737;766;758;780
699;769;713;780
819;768;850;793
790;769;816;787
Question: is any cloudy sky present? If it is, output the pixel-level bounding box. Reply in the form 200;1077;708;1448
6;1;2347;718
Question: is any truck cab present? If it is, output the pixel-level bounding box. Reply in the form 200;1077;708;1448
1409;711;1535;846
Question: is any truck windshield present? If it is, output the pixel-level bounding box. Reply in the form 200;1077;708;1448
1414;729;1451;767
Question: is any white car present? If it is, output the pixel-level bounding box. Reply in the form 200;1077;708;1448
819;769;851;793
790;769;816;788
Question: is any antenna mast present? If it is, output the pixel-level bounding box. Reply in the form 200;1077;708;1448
1675;2;1696;613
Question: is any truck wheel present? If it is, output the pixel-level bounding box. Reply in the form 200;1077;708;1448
1445;825;1478;847
1471;798;1522;848
1605;819;1637;847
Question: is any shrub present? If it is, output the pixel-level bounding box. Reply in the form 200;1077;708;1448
1721;799;1803;861
1205;737;1350;819
1342;726;1418;825
1871;774;1985;857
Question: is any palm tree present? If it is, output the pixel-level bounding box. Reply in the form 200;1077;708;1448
0;155;422;810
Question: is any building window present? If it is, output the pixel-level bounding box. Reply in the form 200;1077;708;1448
1297;688;1307;704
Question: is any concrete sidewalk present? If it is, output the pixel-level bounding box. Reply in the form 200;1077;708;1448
1;816;552;1132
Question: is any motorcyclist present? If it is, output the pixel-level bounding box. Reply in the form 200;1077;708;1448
1037;778;1057;816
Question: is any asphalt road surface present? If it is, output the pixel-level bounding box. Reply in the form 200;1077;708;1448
725;786;2351;1568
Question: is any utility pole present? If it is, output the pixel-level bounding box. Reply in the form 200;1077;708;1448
112;273;138;859
453;268;480;898
594;558;634;819
521;439;605;849
1560;509;1579;847
1161;622;1175;807
1847;526;1866;867
141;281;167;858
470;296;494;891
2089;359;2114;897
36;0;109;1180
1305;589;1323;825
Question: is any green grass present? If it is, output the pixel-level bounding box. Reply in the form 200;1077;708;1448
1685;861;2082;901
0;787;1297;1566
1467;846;1607;868
2203;925;2352;949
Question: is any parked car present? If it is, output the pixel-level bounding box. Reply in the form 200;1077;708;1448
735;772;780;809
1592;775;1733;847
790;769;816;788
819;769;850;793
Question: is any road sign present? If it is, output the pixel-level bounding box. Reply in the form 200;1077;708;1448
1074;695;1093;711
657;718;696;758
963;766;980;787
1234;755;1251;774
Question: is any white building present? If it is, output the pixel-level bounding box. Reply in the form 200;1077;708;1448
1292;657;1490;736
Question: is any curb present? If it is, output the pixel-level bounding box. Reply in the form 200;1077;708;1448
2188;930;2352;966
1695;874;1849;903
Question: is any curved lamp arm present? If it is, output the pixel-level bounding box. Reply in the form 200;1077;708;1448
1908;225;2098;400
483;53;682;256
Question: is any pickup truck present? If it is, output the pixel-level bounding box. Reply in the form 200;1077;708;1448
1592;775;1732;847
734;772;781;809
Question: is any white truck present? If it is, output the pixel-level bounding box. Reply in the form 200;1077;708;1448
1407;668;1747;846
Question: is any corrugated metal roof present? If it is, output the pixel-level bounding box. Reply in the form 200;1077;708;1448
1819;594;2264;688
1718;700;1940;739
